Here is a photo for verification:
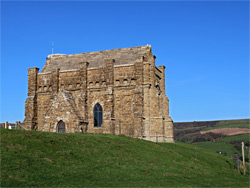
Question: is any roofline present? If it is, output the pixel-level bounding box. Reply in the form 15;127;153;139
46;45;152;59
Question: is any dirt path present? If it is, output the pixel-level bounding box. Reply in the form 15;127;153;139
200;128;250;136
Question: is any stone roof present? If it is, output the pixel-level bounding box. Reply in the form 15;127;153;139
41;45;152;73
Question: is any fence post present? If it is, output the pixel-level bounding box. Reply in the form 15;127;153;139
5;121;8;129
242;142;246;175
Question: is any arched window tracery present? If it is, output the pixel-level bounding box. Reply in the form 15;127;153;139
94;103;103;127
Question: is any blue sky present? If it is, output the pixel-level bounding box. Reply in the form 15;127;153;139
1;1;249;122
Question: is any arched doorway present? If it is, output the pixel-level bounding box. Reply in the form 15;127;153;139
57;120;66;133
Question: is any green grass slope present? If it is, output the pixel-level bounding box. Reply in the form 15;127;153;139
195;142;239;157
1;129;249;187
218;134;250;143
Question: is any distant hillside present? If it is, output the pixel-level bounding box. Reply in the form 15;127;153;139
1;129;249;187
173;119;250;160
174;120;219;129
174;119;250;130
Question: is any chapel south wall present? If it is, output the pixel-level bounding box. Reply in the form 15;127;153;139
23;48;173;142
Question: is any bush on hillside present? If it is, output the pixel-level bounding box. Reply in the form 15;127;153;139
192;133;225;143
174;128;202;138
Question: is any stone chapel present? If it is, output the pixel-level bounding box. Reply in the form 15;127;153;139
23;45;174;143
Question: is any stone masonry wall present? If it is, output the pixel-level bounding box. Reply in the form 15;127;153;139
23;47;174;143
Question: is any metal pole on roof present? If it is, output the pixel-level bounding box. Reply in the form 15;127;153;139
52;41;54;55
51;41;54;64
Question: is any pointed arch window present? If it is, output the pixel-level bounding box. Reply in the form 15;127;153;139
94;103;103;127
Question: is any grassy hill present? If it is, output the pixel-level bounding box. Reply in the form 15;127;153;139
1;129;249;187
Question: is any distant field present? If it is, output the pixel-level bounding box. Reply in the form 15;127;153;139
174;119;250;139
200;128;250;136
174;119;250;160
201;123;250;131
217;119;250;125
218;134;250;143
